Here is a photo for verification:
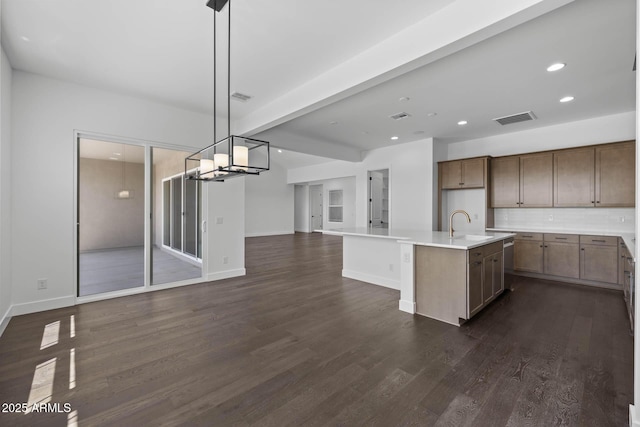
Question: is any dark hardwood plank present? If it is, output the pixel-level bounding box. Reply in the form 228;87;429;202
0;233;633;426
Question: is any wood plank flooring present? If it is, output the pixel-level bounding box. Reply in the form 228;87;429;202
0;232;633;426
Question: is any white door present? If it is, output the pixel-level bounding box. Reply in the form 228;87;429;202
310;185;323;230
369;172;383;227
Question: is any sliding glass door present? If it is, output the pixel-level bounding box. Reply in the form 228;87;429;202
77;138;204;297
152;147;203;286
77;138;145;296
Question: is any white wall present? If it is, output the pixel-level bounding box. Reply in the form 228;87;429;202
294;185;309;232
245;161;294;237
10;71;244;315
288;138;435;230
0;46;13;327
446;111;635;159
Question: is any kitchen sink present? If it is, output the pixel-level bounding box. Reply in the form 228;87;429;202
453;234;493;241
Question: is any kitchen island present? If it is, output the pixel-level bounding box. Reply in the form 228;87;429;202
323;228;515;326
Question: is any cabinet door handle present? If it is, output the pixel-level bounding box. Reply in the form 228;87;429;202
591;239;606;243
522;235;533;238
555;237;567;240
544;245;548;248
493;259;498;263
474;252;481;256
597;201;601;204
459;182;464;185
473;261;482;266
540;245;543;248
581;248;585;251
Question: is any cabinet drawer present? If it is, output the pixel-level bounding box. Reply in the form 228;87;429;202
515;232;543;241
544;233;579;244
579;235;617;246
481;241;503;257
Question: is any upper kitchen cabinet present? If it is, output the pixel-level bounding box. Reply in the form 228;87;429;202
440;157;486;189
490;156;520;208
489;153;553;208
595;141;635;207
519;153;554;207
554;147;595;207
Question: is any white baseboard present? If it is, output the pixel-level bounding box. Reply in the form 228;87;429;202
342;269;400;290
245;231;294;238
630;405;639;427
10;296;76;317
0;305;11;338
207;268;246;282
399;300;416;314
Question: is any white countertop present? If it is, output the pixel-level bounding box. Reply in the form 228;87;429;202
487;227;636;261
323;228;515;250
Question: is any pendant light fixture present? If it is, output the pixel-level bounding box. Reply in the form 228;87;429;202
117;144;132;199
186;0;270;182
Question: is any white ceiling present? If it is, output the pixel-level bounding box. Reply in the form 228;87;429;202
2;0;636;163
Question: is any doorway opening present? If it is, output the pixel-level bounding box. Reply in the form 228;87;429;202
309;184;323;231
368;169;389;228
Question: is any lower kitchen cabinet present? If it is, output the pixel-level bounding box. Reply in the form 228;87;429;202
483;251;503;304
514;234;543;273
468;259;483;317
513;232;621;287
580;235;618;284
543;234;579;279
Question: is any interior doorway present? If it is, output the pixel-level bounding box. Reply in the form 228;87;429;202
310;184;323;231
368;169;389;228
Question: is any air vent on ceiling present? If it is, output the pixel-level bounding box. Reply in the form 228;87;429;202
231;92;252;102
389;112;412;120
493;111;537;126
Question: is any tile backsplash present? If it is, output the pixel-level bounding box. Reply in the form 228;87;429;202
494;208;635;233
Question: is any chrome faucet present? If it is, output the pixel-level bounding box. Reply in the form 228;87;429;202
449;209;471;238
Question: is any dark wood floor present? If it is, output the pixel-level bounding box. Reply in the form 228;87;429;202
0;233;633;426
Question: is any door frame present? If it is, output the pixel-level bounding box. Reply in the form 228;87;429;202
73;130;207;304
367;168;390;228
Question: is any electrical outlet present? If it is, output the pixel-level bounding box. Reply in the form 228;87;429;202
620;216;626;223
503;214;508;221
389;263;394;272
474;214;478;220
216;217;223;225
548;215;554;221
403;253;410;263
223;256;228;264
37;279;47;290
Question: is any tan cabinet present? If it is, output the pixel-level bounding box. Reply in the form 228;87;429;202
543;234;579;278
554;147;595;207
595;141;635;207
468;259;483;317
483;251;504;303
490;156;520;208
489;154;553;208
514;233;543;273
440;158;485;189
520;153;553;207
580;235;618;284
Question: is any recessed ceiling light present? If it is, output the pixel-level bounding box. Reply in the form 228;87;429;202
278;149;283;153
109;157;119;160
560;96;575;103
391;136;399;140
426;112;438;117
547;63;566;72
458;120;468;126
413;130;425;135
399;97;411;102
20;36;30;42
329;121;340;125
113;152;121;156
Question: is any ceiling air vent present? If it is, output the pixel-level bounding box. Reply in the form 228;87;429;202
231;92;252;102
389;112;412;121
493;111;537;126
